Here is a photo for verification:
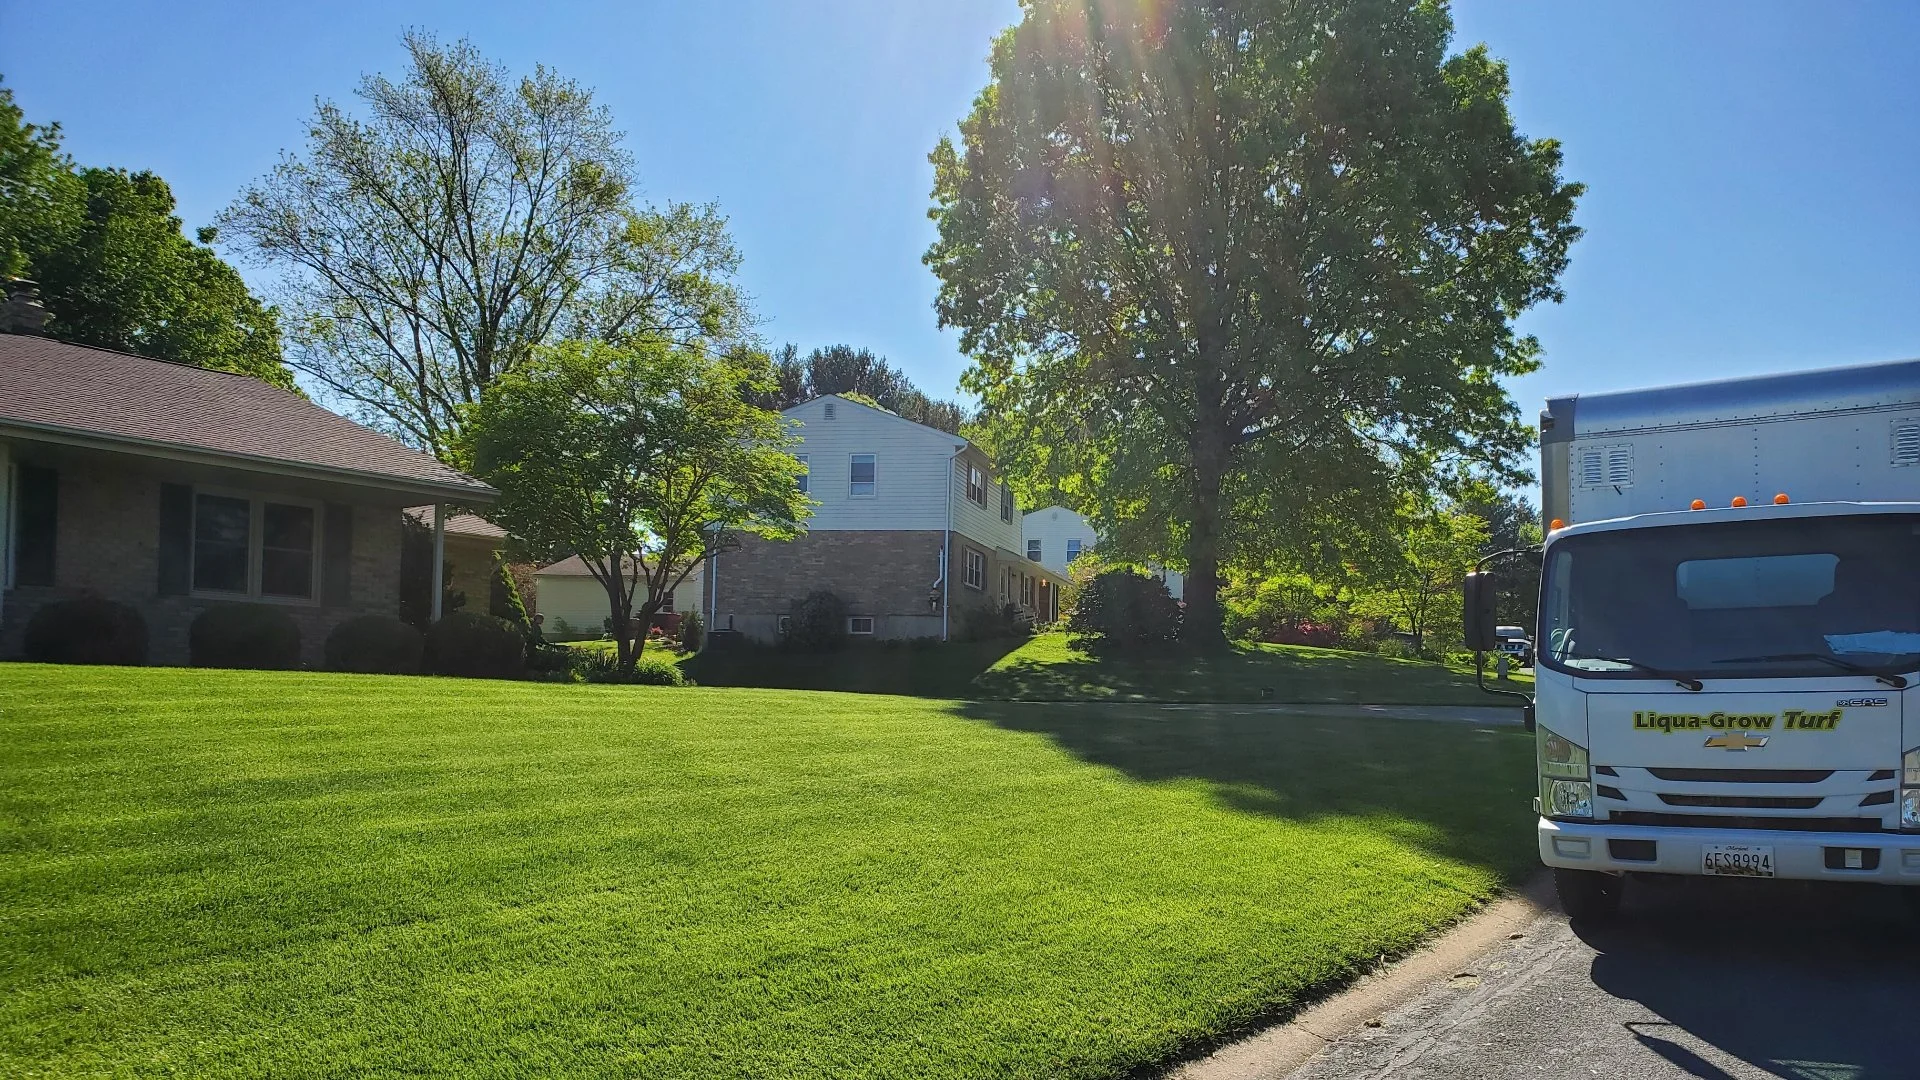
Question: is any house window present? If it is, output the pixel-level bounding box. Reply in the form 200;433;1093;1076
966;465;986;506
1027;538;1042;562
1066;538;1083;563
192;491;318;601
850;454;876;497
848;615;875;635
796;454;809;495
654;588;676;614
778;614;793;635
1000;484;1013;522
963;547;985;591
1022;574;1035;607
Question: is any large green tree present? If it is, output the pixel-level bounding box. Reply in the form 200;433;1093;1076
465;338;808;672
0;84;290;388
221;33;746;459
927;0;1582;646
753;343;967;434
1349;495;1489;654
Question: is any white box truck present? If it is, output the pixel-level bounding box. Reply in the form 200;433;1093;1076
1466;357;1920;922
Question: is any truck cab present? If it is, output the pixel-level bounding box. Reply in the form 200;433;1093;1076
1479;357;1920;922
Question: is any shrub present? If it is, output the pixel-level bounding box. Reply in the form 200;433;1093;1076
785;589;849;651
1066;568;1182;651
680;609;705;652
424;611;526;679
324;615;423;674
191;604;303;670
575;649;689;685
955;601;1032;642
22;597;149;666
488;557;529;626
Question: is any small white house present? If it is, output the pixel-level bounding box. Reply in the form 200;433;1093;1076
533;557;704;639
1022;505;1183;600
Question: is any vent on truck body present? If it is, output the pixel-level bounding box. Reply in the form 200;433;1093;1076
1576;444;1633;488
1893;418;1920;466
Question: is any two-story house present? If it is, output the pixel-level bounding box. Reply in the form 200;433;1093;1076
1023;505;1184;600
706;395;1067;642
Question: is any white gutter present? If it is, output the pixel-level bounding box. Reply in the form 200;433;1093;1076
942;444;964;641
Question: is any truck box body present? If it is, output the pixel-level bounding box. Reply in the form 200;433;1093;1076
1541;357;1920;526
1526;358;1920;895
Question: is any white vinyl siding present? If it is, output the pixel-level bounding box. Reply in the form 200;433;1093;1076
950;450;1023;555
780;396;958;531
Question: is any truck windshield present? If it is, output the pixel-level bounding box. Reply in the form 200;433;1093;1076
1541;513;1920;680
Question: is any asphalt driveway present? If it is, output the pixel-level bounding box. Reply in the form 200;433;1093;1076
1284;876;1920;1079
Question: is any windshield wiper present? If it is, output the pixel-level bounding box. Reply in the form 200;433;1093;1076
1562;653;1703;691
1712;653;1909;689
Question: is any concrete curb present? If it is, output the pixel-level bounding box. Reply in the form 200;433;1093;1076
1164;874;1557;1080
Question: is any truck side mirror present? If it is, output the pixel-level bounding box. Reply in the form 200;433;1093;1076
1463;572;1499;652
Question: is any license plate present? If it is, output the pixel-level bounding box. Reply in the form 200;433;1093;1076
1702;844;1774;878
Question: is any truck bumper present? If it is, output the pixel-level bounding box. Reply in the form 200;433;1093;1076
1539;817;1920;884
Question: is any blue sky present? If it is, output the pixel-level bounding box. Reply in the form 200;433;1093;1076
4;1;1918;426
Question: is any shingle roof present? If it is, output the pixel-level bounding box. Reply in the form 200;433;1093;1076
0;335;493;499
404;507;509;540
535;556;598;577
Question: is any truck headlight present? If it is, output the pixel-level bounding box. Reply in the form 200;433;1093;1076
1902;749;1920;831
1545;779;1594;819
1539;726;1593;820
1539;728;1589;779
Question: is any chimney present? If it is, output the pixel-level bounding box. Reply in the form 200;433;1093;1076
5;278;47;336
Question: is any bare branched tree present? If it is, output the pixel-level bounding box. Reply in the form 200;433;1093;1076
221;32;747;461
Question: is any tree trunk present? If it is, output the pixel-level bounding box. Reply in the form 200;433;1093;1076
1183;422;1230;651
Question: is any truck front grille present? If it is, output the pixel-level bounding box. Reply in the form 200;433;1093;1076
1644;768;1834;784
1657;794;1824;810
1606;811;1887;833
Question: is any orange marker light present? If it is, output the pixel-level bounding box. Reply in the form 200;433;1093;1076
1731;496;1748;508
1549;519;1566;531
1774;493;1790;505
1690;499;1707;510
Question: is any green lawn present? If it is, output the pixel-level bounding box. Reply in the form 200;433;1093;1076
1;665;1535;1078
974;632;1532;706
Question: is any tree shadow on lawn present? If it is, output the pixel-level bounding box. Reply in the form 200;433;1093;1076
686;638;1029;698
954;698;1539;879
974;641;1513;706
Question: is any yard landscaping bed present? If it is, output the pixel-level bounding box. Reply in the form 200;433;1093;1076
1;666;1534;1078
975;632;1532;706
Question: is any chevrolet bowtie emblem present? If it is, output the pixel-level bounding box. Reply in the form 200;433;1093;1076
1704;731;1770;751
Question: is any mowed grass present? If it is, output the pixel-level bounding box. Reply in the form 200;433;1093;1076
1;665;1535;1079
975;632;1531;706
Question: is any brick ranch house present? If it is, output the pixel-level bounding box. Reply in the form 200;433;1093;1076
703;394;1069;642
0;333;496;667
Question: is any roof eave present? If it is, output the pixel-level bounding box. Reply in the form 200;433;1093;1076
0;418;498;504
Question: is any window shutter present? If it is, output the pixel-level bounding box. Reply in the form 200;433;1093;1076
323;504;354;607
156;483;192;595
14;465;57;587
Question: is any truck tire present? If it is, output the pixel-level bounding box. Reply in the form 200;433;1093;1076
1554;868;1623;925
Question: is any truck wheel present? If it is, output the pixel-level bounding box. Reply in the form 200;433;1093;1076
1554;868;1623;925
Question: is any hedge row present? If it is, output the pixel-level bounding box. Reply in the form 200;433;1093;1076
18;598;525;678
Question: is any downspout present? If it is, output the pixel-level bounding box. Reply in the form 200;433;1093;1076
942;444;964;642
429;503;446;622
